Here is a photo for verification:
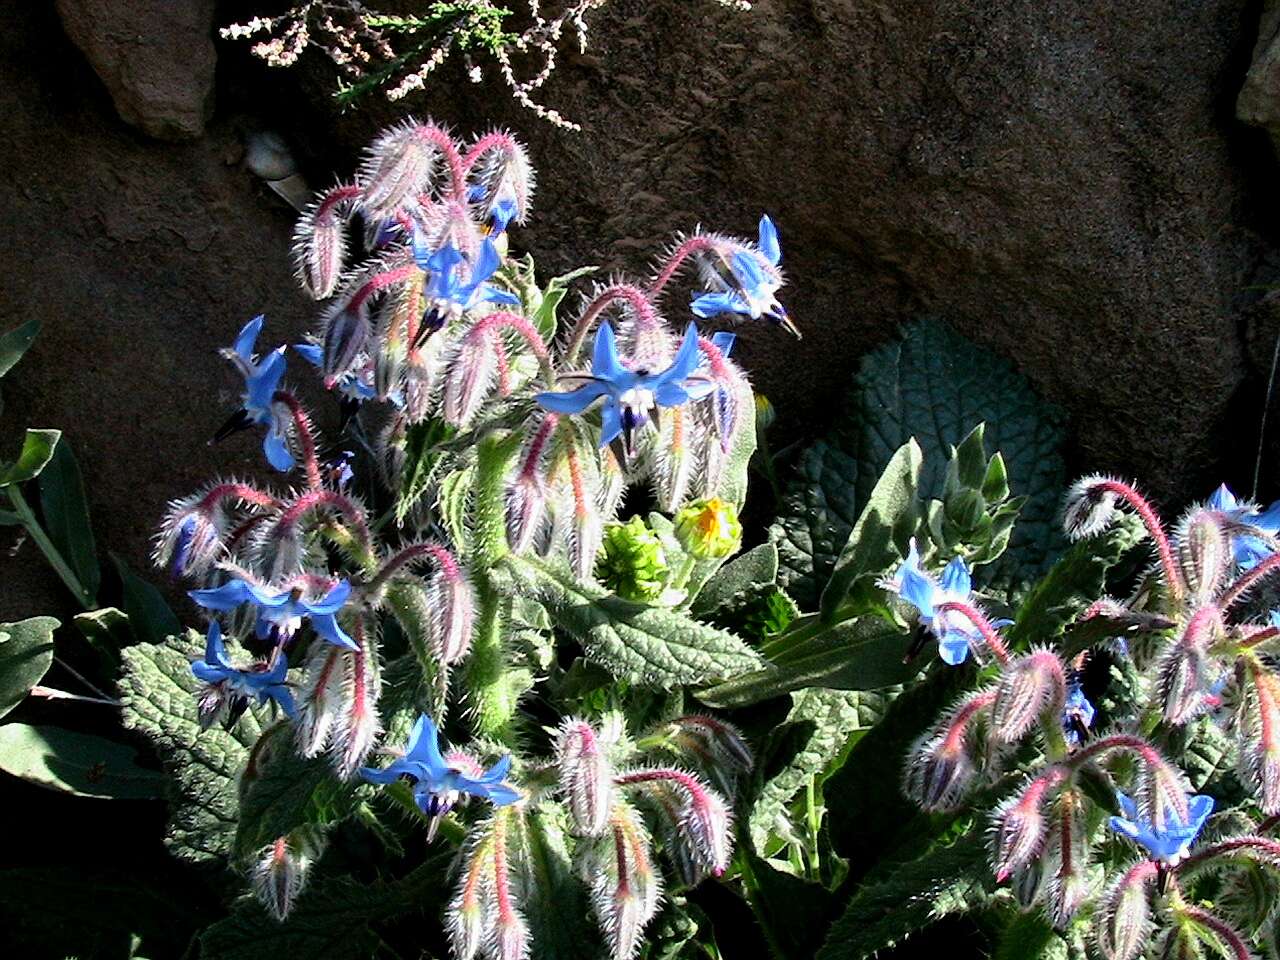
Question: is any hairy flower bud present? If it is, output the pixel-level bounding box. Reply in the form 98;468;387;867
251;832;318;921
294;619;382;779
992;772;1063;881
1063;475;1122;540
905;690;994;810
1094;861;1157;960
579;801;662;960
1157;608;1222;726
426;552;476;665
596;516;670;602
614;767;733;878
358;120;443;219
1177;509;1233;606
1239;659;1280;813
557;718;614;836
292;184;357;299
321;299;372;384
1043;790;1093;928
990;650;1067;743
442;332;498;427
663;715;754;788
673;497;741;560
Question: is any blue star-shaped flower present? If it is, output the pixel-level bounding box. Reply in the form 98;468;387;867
1108;791;1214;864
191;620;296;719
190;577;356;650
690;216;796;336
535;322;713;457
882;541;1000;665
294;343;376;402
214;315;294;471
360;713;520;837
1062;683;1095;746
410;236;519;337
1207;483;1280;570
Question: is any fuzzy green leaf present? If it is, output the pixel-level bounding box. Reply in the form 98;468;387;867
119;635;264;862
993;909;1068;960
0;723;166;799
498;554;763;688
0;428;60;487
38;439;99;604
473;430;523;569
0;316;40;379
814;829;991;960
715;375;758;509
531;265;598;341
770;319;1065;608
692;542;779;619
0;616;58;719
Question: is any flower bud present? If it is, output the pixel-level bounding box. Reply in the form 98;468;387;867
992;772;1062;881
321;299;371;383
579;801;662;960
1063;475;1121;540
1043;790;1093;928
447;831;494;960
596;516;670;602
614;767;733;878
664;715;754;781
1177;509;1232;606
358;120;443;219
991;651;1067;743
1240;661;1280;813
557;719;614;836
673;497;741;560
251;833;316;921
505;473;548;555
905;689;993;810
1094;861;1157;960
154;497;227;580
442;332;497;427
292;185;356;299
426;552;476;665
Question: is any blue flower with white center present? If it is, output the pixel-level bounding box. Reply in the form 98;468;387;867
360;713;520;839
881;541;1001;665
535;322;713;458
190;577;356;650
214;315;294;471
293;342;377;402
410;235;519;337
1207;483;1280;570
191;620;296;723
1061;683;1095;746
691;216;797;337
1108;791;1214;864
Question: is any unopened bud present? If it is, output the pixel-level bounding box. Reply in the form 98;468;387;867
442;333;497;427
1094;862;1157;960
1063;475;1121;540
596;516;670;602
991;651;1067;743
251;834;315;921
557;718;614;836
673;497;741;560
358;120;443;218
904;689;993;810
992;773;1060;881
505;473;548;554
427;552;476;665
292;185;355;299
322;299;371;382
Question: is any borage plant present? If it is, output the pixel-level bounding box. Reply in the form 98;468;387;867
135;116;793;958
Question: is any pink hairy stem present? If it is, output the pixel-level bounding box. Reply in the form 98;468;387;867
466;311;555;384
564;284;662;365
366;542;461;594
1222;551;1280;612
1066;733;1165;770
348;265;419;314
492;810;517;924
272;391;323;491
315;184;362;221
934;600;1012;665
462;131;520;172
518;415;559;482
277;488;371;552
941;691;998;753
648;234;719;297
1095;479;1182;600
1177;835;1280;876
412;124;467;203
198;482;280;512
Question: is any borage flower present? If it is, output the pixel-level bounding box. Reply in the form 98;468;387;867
191;621;295;728
360;713;520;839
1107;791;1214;865
1061;682;1095;746
191;576;356;650
535;322;712;460
881;541;1003;665
1206;483;1280;570
691;215;797;337
411;236;518;341
294;342;376;403
213;315;294;471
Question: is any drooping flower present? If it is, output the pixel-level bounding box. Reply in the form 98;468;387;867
294;342;376;403
1107;791;1214;864
1061;682;1095;746
190;576;357;650
191;620;296;727
214;315;294;471
411;236;519;337
881;541;1001;665
360;714;521;838
1206;483;1280;570
690;216;796;336
535;322;713;458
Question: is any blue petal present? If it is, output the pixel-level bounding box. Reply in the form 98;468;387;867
476;782;523;806
427;243;465;279
267;685;298;719
690;291;747;319
479;284;520;306
490;198;519;234
204;620;232;670
305;580;352;615
535;381;609;415
360;762;408;785
1207;483;1237;511
240;582;291;608
592;323;627;381
654;382;690;408
1186;793;1215;831
1236;535;1274;570
939;557;972;598
898;563;937;618
471;238;502;285
293;343;323;367
937;632;971;665
190;580;256;612
234;315;264;361
1116;792;1138;821
405;714;450;778
599;401;623;448
710;331;736;357
263;428;295;472
1255;500;1280;534
478;754;512;784
660;323;702;384
731;251;766;290
309;612;357;650
191;661;229;684
246;347;287;412
758;215;781;265
1108;815;1141;843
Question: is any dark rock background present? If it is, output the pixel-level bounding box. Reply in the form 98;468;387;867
3;0;1280;629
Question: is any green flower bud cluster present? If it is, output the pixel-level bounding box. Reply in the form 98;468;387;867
596;515;671;602
923;424;1024;566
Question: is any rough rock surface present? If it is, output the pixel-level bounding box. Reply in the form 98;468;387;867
54;0;216;140
1239;0;1280;150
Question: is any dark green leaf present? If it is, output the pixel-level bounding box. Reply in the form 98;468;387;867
112;553;181;647
691;542;779;619
0;316;40;379
498;555;763;688
38;439;99;604
74;606;130;671
0;428;60;487
818;440;921;623
531;265;598;341
741;851;837;960
0;723;166;798
0;616;58;719
992;908;1067;960
771;320;1066;608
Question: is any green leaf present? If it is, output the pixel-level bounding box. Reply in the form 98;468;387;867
0;316;40;379
715;375;758;509
699;617;917;708
692;542;779;619
770;319;1066;608
0;616;58;719
234;724;361;860
75;606;130;671
0;723;166;798
0;428;60;487
818;440;922;623
749;688;895;851
498;554;764;688
813;829;991;960
1003;514;1145;653
119;635;264;862
992;907;1067;960
473;430;523;569
740;850;837;960
521;808;596;960
38;438;99;604
112;553;181;647
531;265;598;341
438;463;475;557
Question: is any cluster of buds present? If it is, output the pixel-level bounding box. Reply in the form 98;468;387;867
888;473;1280;949
920;424;1023;566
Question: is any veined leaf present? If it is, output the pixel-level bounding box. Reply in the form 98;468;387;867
0;616;58;719
691;542;779;620
0;316;40;379
38;439;100;604
740;850;837;960
0;428;60;487
0;723;165;799
497;554;763;688
119;635;265;862
531;265;598;341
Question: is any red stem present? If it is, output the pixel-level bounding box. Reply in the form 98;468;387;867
198;482;280;512
518;415;559;481
315;184;362;221
1222;551;1280;612
934;600;1011;665
272;392;323;490
1096;479;1182;600
564;284;661;363
278;489;371;549
349;264;418;313
1179;906;1253;960
648;235;718;297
